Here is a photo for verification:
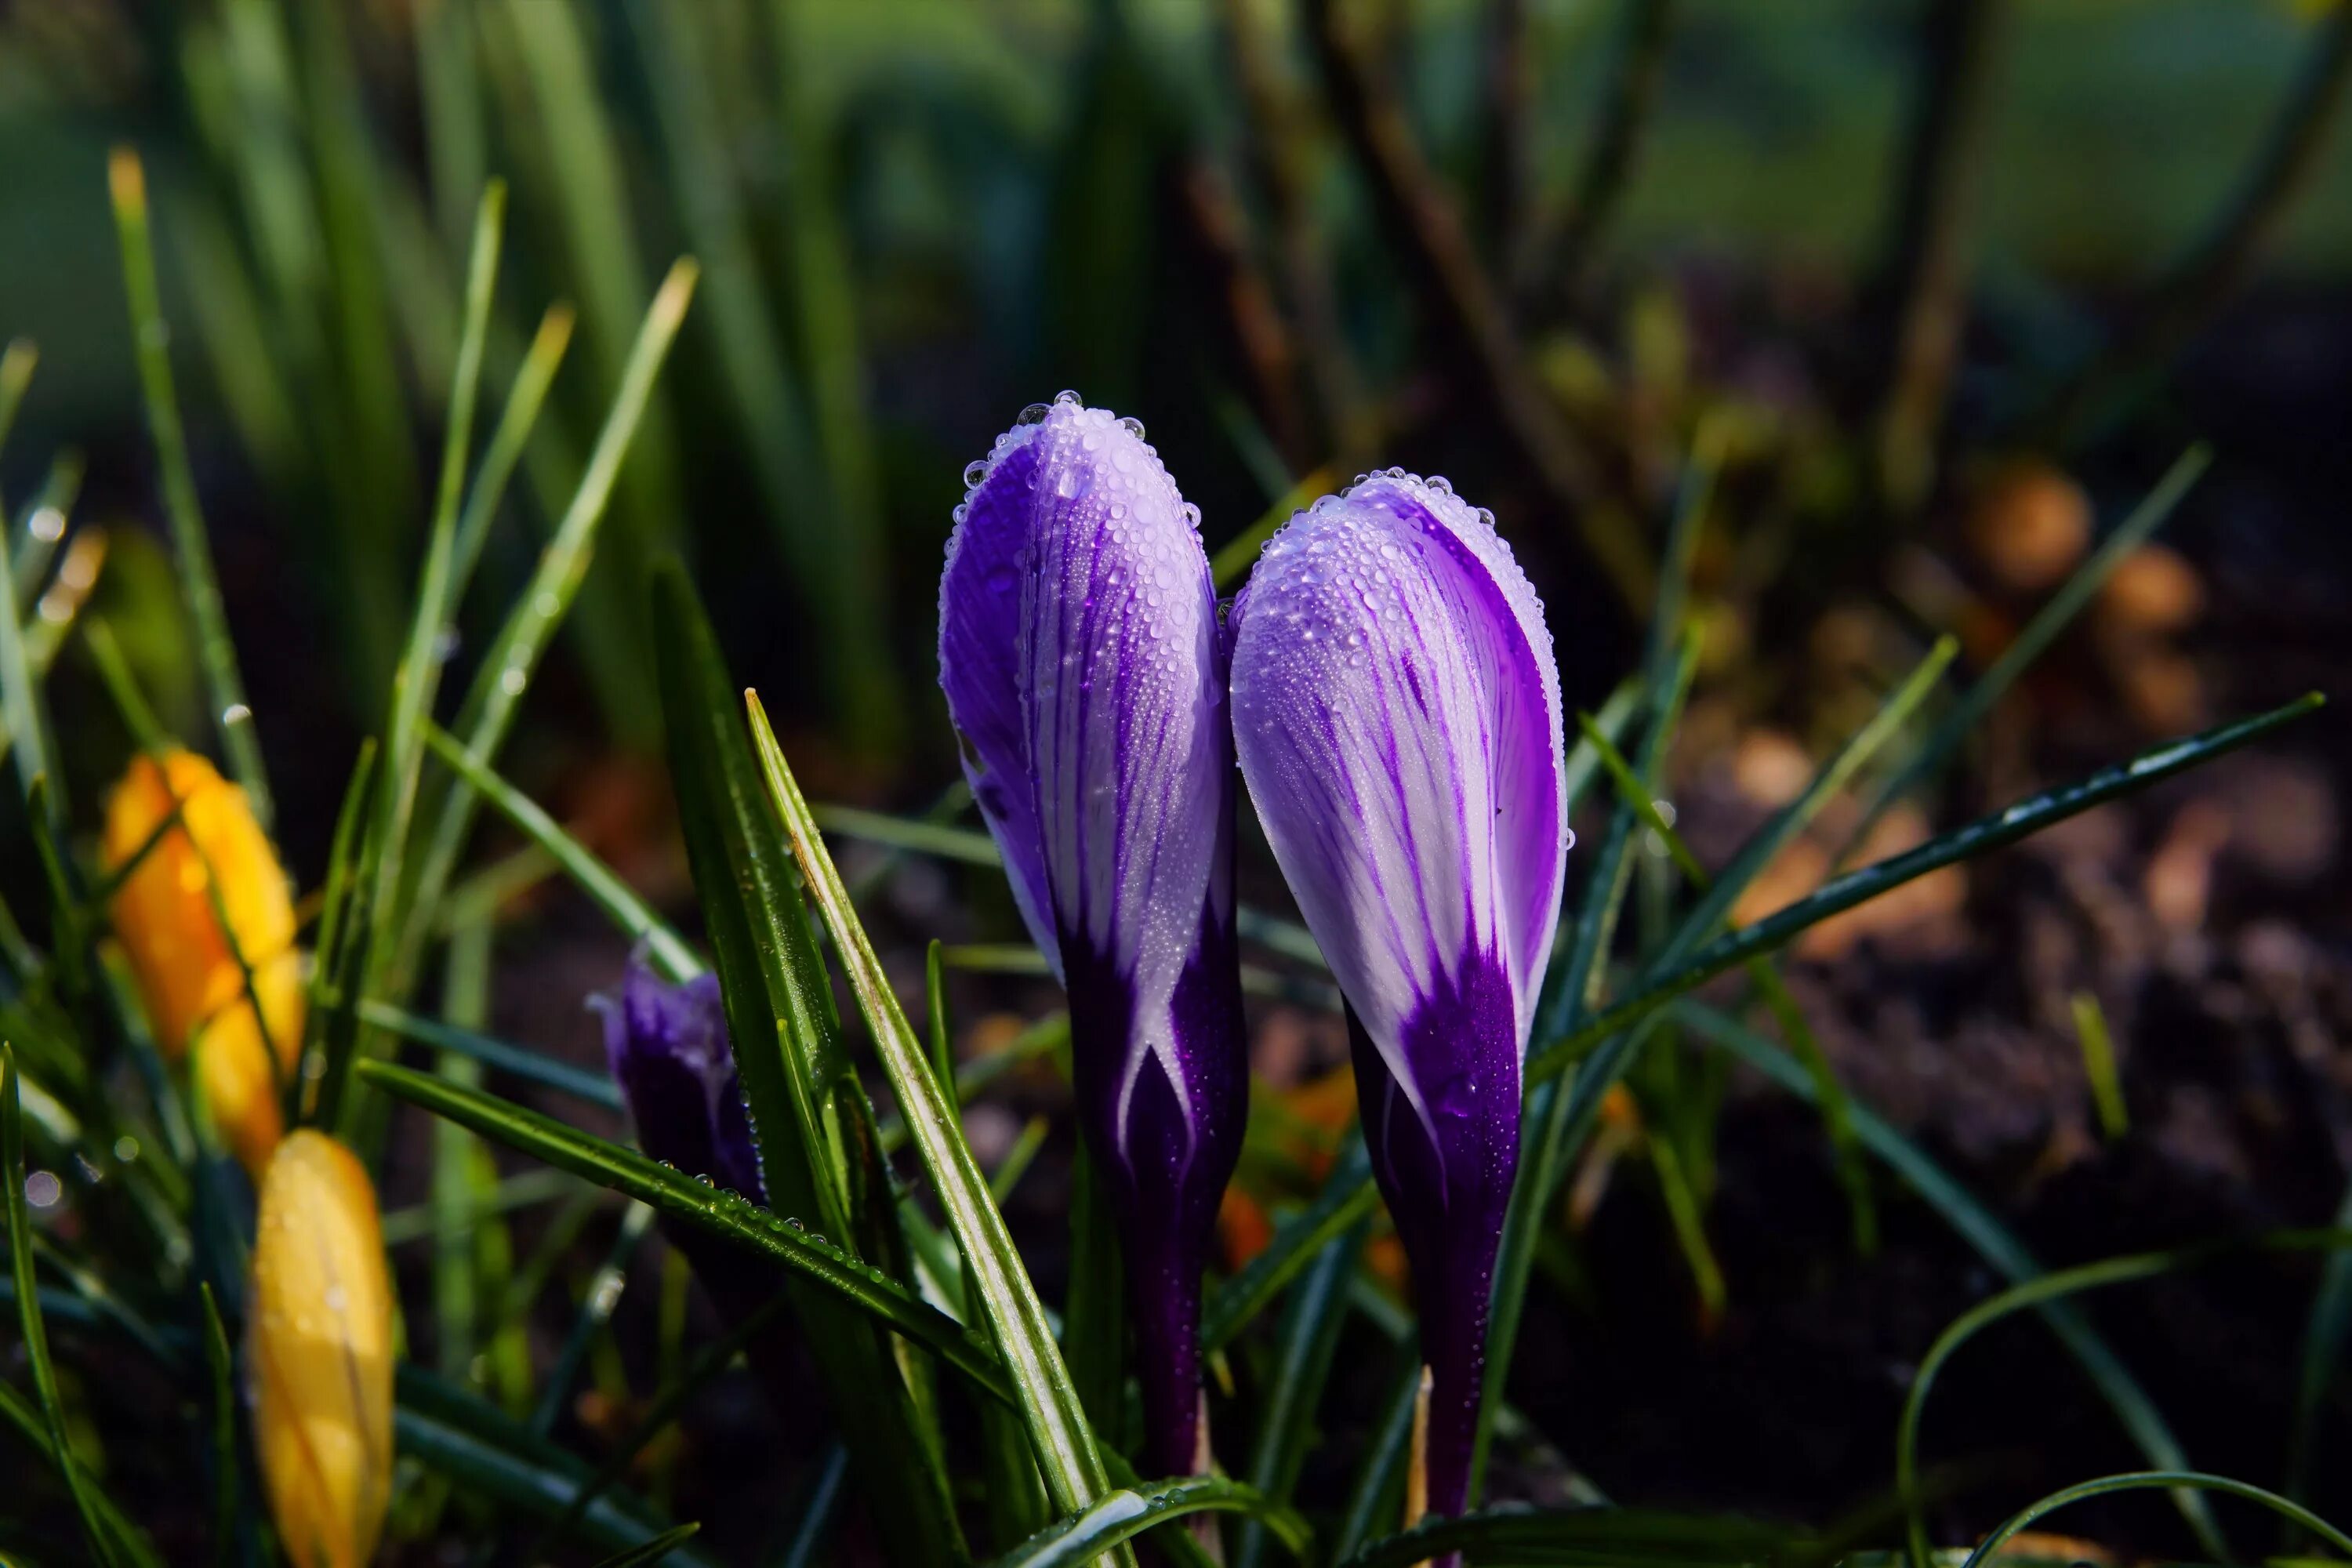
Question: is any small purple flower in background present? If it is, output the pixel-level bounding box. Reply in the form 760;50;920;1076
1229;470;1567;1525
597;957;780;1330
938;392;1247;1479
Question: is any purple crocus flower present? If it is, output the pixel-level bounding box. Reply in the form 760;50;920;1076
938;393;1247;1478
1228;470;1566;1523
597;958;778;1328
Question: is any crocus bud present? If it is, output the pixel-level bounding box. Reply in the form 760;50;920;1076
249;1131;394;1568
938;393;1247;1477
103;750;303;1173
1229;472;1567;1523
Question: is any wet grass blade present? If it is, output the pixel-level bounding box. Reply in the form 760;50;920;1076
1678;1001;2224;1560
1528;694;2325;1090
653;564;966;1564
989;1479;1310;1568
0;536;60;824
11;449;84;612
748;689;1124;1531
109;148;272;829
1845;445;2209;858
5;1045;131;1566
423;724;700;981
354;1054;1014;1403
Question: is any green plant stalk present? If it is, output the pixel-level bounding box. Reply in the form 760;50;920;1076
448;303;577;604
989;1479;1310;1568
395;259;698;983
1232;1211;1368;1568
1962;1472;2352;1568
108;148;274;829
2071;990;2128;1140
748;691;1125;1535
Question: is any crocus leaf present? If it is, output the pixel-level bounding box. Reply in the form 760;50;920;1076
586;1523;703;1568
353;1054;1011;1403
986;1478;1311;1568
1232;1206;1368;1568
654;563;963;1563
1961;1472;2352;1568
747;690;1123;1535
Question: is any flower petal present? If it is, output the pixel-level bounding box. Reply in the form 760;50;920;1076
1229;470;1566;1095
940;396;1232;1146
597;959;764;1204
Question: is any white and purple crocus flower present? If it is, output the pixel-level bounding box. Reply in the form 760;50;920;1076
938;394;1249;1479
1230;471;1568;1522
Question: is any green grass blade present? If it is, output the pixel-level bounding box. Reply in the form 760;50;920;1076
354;1054;1014;1403
989;1479;1311;1568
1210;467;1334;590
1528;694;2325;1089
1232;1212;1368;1568
448;303;577;604
0;539;60;826
531;1201;654;1434
2070;991;2129;1140
376;182;506;961
296;739;379;1116
422;724;701;981
394;1373;720;1565
652;565;965;1562
1203;1143;1378;1353
1341;1503;1793;1568
1845;445;2210;858
397;260;697;972
5;1045;128;1566
589;1523;703;1568
2285;1174;2352;1519
1334;1349;1423;1563
1678;1000;2223;1559
1063;1145;1127;1447
12;449;84;613
747;689;1123;1530
0;1379;161;1567
197;1282;238;1568
1962;1472;2352;1568
108;148;272;829
0;339;34;463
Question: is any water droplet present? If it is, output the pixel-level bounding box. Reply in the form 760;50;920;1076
220;702;252;726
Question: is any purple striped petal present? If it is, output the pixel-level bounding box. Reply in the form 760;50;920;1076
938;394;1247;1475
596;957;764;1206
1229;470;1566;1517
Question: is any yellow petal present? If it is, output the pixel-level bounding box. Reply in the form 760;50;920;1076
249;1131;394;1568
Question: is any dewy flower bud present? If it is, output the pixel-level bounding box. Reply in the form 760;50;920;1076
1229;471;1568;1522
103;750;303;1174
938;393;1247;1477
249;1130;394;1568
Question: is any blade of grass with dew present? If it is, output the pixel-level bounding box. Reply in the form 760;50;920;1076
1963;1472;2352;1568
448;303;577;604
653;566;963;1563
878;1014;1071;1157
376;183;506;978
0;539;60;825
395;260;697;978
1893;1232;2352;1568
1679;1000;2223;1559
749;690;1126;1534
1340;1503;1795;1568
1529;695;2325;1090
989;1479;1310;1568
109;148;272;829
422;723;700;981
1232;1210;1370;1568
5;1046;132;1566
354;1054;1015;1403
2071;991;2128;1140
1845;445;2211;859
12;450;84;613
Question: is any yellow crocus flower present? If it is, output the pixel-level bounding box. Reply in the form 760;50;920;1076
103;749;303;1173
249;1131;394;1568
